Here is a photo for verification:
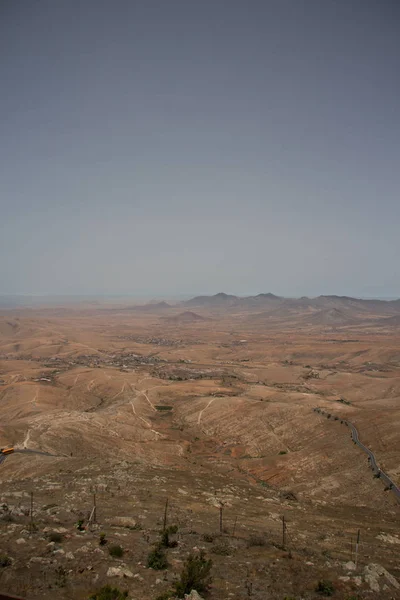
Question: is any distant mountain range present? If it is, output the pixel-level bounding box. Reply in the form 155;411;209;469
183;292;400;312
183;292;282;308
126;301;171;312
3;293;400;327
120;293;400;320
178;293;400;326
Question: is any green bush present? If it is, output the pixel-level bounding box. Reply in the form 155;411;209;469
55;565;67;588
155;592;173;600
174;550;212;598
161;525;178;548
89;585;128;600
99;532;107;546
48;532;63;543
278;450;287;455
315;580;335;596
76;519;85;531
211;542;232;555
1;513;14;522
109;545;124;558
248;534;266;547
147;544;168;570
202;533;215;543
0;554;11;567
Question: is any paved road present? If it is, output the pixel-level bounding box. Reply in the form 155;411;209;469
314;408;400;503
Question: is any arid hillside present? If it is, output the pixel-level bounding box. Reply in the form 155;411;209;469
0;297;399;599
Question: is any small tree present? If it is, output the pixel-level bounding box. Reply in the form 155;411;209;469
99;532;107;546
48;532;63;543
109;545;124;558
76;519;85;531
161;525;178;548
174;550;212;598
0;554;11;567
89;585;128;600
315;580;334;596
147;544;168;570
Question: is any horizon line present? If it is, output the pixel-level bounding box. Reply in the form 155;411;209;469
1;292;400;301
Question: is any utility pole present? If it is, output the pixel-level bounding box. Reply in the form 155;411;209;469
87;489;97;529
355;529;360;568
282;516;286;549
163;498;169;531
30;491;34;533
93;492;97;524
232;516;238;538
214;492;225;534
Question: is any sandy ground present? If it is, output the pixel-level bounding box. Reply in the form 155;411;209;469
0;305;399;599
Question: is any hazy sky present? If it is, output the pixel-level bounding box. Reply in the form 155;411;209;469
1;1;399;297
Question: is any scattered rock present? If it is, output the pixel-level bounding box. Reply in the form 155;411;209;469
377;533;400;545
184;591;204;600
281;490;298;502
29;557;51;565
76;545;92;554
16;538;26;545
109;516;137;528
364;563;399;593
107;566;134;578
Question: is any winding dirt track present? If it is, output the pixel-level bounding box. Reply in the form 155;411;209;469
314;408;400;503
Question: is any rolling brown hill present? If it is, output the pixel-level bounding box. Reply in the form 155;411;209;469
0;301;399;599
373;314;400;327
183;293;400;322
123;301;171;312
184;292;239;307
0;319;20;337
164;310;206;323
184;292;282;309
305;308;361;326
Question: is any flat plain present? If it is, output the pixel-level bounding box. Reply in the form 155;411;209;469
0;294;399;599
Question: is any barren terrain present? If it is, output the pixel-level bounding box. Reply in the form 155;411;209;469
0;294;399;599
